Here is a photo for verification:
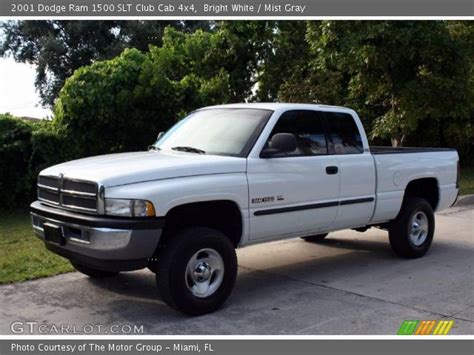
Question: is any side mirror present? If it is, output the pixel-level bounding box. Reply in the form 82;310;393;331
261;133;297;158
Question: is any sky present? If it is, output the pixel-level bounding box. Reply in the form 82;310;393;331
0;57;52;119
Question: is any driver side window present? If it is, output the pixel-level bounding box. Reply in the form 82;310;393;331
267;110;328;157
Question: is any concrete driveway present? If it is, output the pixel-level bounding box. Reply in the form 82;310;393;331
1;206;472;335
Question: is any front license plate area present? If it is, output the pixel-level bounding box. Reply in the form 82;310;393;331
43;223;65;245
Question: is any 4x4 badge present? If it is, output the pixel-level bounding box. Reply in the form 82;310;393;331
251;196;274;204
251;195;284;204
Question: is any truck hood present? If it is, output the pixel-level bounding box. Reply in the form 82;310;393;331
40;151;247;187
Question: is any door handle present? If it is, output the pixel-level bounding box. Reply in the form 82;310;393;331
326;166;338;175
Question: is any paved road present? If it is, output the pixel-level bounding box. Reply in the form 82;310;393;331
1;206;472;335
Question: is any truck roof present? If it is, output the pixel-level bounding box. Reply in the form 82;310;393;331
199;102;352;112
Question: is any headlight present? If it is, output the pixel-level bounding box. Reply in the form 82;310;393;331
105;199;155;217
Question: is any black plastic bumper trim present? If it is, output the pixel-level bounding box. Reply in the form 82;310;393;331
45;242;148;272
31;200;165;230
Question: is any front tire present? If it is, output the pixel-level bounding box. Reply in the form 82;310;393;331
71;261;119;278
389;197;435;259
155;227;237;315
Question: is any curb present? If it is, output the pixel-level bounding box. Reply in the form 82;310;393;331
454;194;474;207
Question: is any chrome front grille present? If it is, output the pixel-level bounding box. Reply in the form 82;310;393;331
37;175;99;214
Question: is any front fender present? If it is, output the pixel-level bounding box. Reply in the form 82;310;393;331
104;173;249;218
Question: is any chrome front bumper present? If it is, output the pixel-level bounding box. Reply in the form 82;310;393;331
30;201;164;271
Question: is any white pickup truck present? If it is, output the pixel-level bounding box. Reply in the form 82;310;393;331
31;103;459;315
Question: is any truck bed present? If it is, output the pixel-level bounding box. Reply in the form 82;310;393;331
370;146;456;154
369;146;458;224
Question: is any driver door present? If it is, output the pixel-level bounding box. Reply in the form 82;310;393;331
247;110;340;241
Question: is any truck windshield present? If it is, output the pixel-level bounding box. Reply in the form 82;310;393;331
154;108;272;157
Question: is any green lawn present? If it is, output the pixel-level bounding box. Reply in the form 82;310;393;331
460;166;474;195
0;212;73;284
0;168;473;284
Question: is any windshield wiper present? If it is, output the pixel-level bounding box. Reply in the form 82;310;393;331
171;146;206;154
148;145;161;151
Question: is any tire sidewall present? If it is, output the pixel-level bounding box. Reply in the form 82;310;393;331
389;197;435;258
163;229;237;315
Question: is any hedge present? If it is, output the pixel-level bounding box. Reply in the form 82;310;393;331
0;114;71;209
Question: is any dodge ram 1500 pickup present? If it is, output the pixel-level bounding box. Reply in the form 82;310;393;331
31;103;459;315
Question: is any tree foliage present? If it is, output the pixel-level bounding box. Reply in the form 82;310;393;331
0;114;33;206
1;21;473;159
0;20;208;106
53;27;241;157
279;21;474;150
256;21;311;101
0;114;67;206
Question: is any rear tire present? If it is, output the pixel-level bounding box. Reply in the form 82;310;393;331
71;261;119;278
389;197;435;259
155;227;237;316
301;233;329;243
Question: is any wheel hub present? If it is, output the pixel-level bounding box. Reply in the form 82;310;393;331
185;248;225;298
193;262;211;282
409;211;429;246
